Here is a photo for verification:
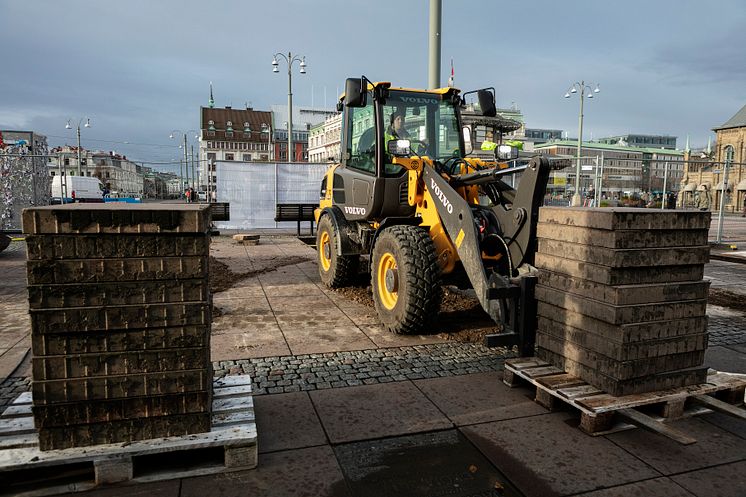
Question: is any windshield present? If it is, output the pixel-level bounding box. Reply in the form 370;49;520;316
382;90;463;165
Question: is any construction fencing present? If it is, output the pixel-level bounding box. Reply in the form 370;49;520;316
214;161;328;230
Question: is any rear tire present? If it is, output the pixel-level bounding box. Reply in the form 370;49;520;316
317;214;359;288
371;225;441;334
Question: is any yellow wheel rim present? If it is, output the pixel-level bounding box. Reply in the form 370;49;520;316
377;252;398;310
319;231;331;271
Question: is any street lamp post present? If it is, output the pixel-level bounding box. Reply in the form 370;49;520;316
65;118;91;176
272;52;307;162
564;81;600;207
170;130;199;200
262;123;272;161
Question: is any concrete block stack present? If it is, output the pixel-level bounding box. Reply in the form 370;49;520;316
534;207;711;396
23;204;212;450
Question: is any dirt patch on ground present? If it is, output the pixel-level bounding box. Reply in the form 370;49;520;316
327;280;502;343
709;288;746;312
209;255;309;293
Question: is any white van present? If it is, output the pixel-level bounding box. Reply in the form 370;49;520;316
51;176;105;204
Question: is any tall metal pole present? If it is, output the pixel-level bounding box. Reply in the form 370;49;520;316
182;134;189;196
77;125;82;176
191;144;196;190
287;52;293;163
716;160;730;243
428;0;442;89
573;84;585;207
661;162;669;210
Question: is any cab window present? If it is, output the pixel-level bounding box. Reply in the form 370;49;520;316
345;95;376;174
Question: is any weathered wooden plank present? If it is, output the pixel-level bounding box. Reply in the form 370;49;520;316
0;403;32;418
556;384;603;400
505;358;549;370
0;416;35;436
523;366;565;379
535;373;586;390
617;408;697;445
213;396;254;414
691;395;746;420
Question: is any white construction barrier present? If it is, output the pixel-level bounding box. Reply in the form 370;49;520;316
214;161;328;230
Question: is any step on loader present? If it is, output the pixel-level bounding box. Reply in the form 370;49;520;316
315;77;551;354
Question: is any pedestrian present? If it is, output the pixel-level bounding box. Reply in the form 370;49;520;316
742;196;746;217
185;188;191;203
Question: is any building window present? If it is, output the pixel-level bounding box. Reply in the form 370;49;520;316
207;152;216;162
225;153;234;161
81;158;87;165
64;158;70;166
243;154;251;161
50;171;55;176
226;131;233;138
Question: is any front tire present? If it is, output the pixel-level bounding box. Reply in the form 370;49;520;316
317;214;358;288
371;225;441;334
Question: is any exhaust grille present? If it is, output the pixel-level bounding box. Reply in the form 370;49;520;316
399;183;408;204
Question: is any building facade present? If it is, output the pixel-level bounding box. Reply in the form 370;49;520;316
307;113;342;163
270;105;337;162
682;103;746;212
535;141;684;199
597;134;677;150
48;147;144;197
199;106;273;193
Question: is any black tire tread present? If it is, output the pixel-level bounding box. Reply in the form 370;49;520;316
372;225;441;334
317;215;359;288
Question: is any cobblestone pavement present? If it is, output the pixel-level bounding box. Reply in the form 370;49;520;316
0;343;513;410
211;343;514;395
707;308;746;346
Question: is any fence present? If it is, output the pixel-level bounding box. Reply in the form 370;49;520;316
214;161;328;230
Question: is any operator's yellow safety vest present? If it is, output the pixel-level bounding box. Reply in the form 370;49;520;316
481;140;497;151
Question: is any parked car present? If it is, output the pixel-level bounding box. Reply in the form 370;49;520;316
51;176;104;204
197;191;207;202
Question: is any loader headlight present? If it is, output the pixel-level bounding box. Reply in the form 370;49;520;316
388;139;412;157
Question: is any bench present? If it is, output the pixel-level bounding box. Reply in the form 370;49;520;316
209;202;230;222
275;203;316;235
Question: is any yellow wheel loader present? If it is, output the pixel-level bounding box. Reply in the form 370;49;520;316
315;77;551;354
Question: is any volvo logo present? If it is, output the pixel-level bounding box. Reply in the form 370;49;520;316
344;206;367;215
430;179;453;214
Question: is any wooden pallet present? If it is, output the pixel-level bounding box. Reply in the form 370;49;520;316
0;375;256;497
504;357;746;445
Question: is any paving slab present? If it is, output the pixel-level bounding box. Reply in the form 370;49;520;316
461;412;660;497
700;412;746;440
282;325;376;355
254;391;327;453
213;295;272;312
566;477;696;497
310;381;452;444
0;345;29;378
333;429;522;497
359;324;446;348
180;445;351;497
670;460;746;497
58;479;181;497
413;372;546;425
211;325;290;360
606;417;746;475
704;346;746;373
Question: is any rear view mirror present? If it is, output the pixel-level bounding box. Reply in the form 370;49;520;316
388;139;411;157
462;127;473;155
496;145;519;160
478;89;496;117
344;78;366;107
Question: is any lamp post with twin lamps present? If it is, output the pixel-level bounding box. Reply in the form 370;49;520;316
65;118;91;176
564;81;600;207
272;52;306;162
169;130;199;198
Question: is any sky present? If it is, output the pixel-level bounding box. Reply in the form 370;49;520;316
1;0;745;174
